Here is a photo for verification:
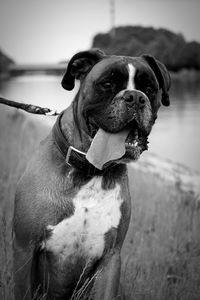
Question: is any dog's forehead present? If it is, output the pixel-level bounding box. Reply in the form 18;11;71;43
88;56;152;81
88;56;127;80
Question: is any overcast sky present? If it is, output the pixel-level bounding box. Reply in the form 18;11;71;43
0;0;200;64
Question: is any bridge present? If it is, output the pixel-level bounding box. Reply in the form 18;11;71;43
8;62;68;76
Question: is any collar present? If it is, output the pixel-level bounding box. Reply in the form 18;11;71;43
52;112;106;177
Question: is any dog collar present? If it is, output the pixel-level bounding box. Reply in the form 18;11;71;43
52;112;105;177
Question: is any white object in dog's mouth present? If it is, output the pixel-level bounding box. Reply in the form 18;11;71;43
86;128;130;170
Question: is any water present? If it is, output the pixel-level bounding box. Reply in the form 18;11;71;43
0;75;200;172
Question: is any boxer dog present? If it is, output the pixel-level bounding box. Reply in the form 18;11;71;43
14;49;170;300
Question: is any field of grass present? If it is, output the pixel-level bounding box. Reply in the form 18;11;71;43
0;106;50;300
0;106;200;300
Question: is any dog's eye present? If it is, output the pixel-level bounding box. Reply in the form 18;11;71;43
101;82;113;89
145;86;153;95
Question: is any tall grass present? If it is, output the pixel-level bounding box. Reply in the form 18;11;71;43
0;107;200;299
121;168;200;300
0;107;50;300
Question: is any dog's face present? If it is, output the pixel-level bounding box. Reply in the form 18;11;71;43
62;49;170;165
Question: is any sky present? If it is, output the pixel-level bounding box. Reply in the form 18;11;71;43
0;0;200;64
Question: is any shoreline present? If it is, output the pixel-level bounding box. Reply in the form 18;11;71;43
130;152;200;198
170;69;200;83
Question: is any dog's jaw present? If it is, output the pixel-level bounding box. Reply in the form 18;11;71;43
82;98;154;168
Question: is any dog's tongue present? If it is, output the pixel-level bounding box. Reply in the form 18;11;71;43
86;128;129;170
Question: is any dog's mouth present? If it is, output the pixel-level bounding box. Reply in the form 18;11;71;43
125;120;147;147
86;117;149;170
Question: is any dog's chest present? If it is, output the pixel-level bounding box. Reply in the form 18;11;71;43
44;177;123;261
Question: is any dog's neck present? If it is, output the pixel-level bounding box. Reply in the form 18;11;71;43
60;104;91;153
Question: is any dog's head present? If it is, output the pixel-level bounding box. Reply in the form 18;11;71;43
61;49;171;168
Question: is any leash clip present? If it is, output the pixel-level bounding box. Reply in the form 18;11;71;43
45;109;60;116
65;146;86;167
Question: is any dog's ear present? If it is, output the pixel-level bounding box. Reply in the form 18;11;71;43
61;48;106;90
142;55;171;106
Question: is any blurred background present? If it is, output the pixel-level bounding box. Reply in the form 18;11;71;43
0;0;200;172
1;2;200;299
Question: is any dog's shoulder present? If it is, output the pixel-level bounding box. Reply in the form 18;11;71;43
14;136;74;245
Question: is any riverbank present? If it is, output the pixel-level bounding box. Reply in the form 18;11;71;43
172;68;200;81
0;107;200;299
170;69;200;91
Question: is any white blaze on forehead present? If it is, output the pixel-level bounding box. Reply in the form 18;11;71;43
127;63;136;90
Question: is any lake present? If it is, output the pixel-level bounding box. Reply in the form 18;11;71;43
0;74;200;172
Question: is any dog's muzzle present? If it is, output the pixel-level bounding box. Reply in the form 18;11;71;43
85;89;153;170
119;89;149;109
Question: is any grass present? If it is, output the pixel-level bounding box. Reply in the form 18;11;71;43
122;168;200;300
0;106;200;300
0;106;50;300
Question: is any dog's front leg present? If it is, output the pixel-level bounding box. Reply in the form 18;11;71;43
91;249;121;300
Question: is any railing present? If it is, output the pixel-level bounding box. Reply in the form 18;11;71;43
8;62;68;76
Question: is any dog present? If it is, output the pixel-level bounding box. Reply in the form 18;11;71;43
13;48;171;300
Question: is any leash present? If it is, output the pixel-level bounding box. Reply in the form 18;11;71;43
0;97;60;116
0;96;115;176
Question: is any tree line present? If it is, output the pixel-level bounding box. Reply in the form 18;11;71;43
92;26;200;72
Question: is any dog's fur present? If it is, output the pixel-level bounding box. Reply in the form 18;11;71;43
13;49;170;300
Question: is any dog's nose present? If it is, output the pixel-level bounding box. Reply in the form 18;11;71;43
124;90;147;108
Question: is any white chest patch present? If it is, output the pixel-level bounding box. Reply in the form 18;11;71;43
43;177;123;261
127;63;136;90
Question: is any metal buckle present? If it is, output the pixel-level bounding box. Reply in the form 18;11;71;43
65;146;86;166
